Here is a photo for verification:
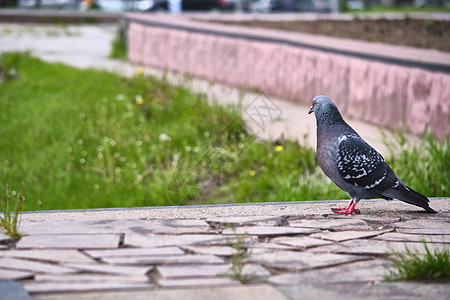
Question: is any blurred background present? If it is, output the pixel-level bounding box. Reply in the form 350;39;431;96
0;0;448;13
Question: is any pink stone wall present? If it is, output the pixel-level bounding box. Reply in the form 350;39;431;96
128;21;450;139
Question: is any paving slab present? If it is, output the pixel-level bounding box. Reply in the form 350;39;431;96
157;263;269;279
373;232;450;243
0;280;31;300
209;235;259;247
0;249;95;263
0;268;34;280
24;281;154;294
396;227;450;235
18;219;212;235
270;236;333;249
0;257;77;275
250;242;298;254
250;248;285;255
181;245;237;256
351;215;401;224
392;219;450;229
0;232;13;244
18;220;122;235
164;219;212;227
269;259;390;285
102;254;223;265
310;229;393;242
221;226;319;236
309;239;449;255
240;264;271;279
64;263;153;276
423;211;450;222
206;216;284;227
124;233;223;248
84;247;184;258
157;277;240;288
157;264;232;278
32;284;288;300
129;219;214;235
289;218;371;231
277;282;450;300
34;274;149;283
16;234;122;249
247;251;367;271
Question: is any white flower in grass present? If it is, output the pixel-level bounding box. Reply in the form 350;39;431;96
159;133;171;142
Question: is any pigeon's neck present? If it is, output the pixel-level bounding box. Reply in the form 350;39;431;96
316;105;346;127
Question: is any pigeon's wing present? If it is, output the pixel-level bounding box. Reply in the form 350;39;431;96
337;134;436;212
336;134;398;191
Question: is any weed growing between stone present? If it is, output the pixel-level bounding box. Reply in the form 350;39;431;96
384;242;450;282
222;232;268;283
0;183;25;239
223;233;252;283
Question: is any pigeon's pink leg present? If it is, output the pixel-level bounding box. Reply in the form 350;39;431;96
332;199;360;214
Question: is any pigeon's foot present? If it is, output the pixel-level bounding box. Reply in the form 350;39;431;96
331;200;360;215
331;207;360;214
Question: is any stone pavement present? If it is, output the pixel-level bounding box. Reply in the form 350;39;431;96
1;198;449;299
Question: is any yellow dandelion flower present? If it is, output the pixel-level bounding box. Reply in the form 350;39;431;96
136;67;143;75
275;145;284;152
249;170;256;177
135;96;144;105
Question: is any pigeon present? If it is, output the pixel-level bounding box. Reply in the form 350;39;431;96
308;95;436;214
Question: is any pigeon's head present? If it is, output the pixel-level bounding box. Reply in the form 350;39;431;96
308;95;344;124
308;95;335;115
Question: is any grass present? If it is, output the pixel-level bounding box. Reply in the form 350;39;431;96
346;4;450;13
0;183;25;239
110;27;127;60
385;242;450;282
0;52;448;211
383;131;450;197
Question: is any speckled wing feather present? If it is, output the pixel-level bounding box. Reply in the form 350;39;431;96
336;134;397;192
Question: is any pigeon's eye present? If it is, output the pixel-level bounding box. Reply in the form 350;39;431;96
313;100;317;106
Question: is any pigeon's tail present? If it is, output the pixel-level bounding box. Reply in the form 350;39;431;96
381;185;437;213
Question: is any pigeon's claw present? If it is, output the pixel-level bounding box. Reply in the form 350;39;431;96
331;200;360;214
332;207;360;214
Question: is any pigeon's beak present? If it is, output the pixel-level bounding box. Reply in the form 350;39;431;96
308;106;313;114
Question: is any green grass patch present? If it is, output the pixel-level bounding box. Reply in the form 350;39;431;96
0;52;448;211
110;35;127;60
383;131;450;197
109;28;127;60
346;4;450;13
0;52;337;210
385;242;450;282
0;183;25;239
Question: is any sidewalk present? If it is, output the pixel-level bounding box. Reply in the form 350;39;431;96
1;198;449;299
